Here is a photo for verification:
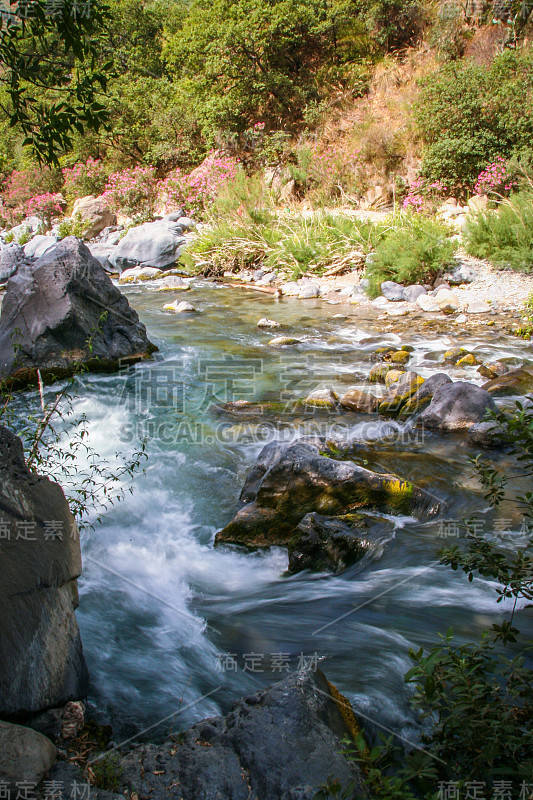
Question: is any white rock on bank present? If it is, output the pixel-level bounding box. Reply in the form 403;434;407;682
435;288;460;314
417;294;441;312
299;283;320;299
467;300;491;314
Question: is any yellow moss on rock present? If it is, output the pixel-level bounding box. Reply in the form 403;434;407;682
327;680;366;746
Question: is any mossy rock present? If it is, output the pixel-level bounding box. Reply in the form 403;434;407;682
369;363;393;383
456;353;480;367
385;369;406;387
387;350;410;365
379;372;425;415
482;367;533;396
443;347;468;365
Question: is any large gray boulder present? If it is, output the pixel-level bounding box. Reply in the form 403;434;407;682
118;668;366;800
0;242;24;283
401;372;453;416
0;720;56;784
108;219;187;272
417;381;497;431
0;426;89;717
87;242;117;273
0;236;156;388
216;440;435;548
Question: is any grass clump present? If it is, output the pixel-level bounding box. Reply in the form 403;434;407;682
365;213;457;297
184;211;387;279
465;190;533;273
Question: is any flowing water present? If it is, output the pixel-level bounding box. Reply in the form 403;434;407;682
46;280;533;746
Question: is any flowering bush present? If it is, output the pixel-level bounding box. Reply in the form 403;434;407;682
157;152;240;216
474;157;518;198
1;167;62;227
62;158;108;201
101;166;159;221
403;176;448;214
25;193;65;227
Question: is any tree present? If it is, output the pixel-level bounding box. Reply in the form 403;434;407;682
0;0;111;164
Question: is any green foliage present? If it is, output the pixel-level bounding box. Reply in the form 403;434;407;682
416;48;533;192
57;213;88;239
359;0;429;51
465;190;533;273
89;753;123;791
185;210;384;277
163;0;374;143
365;214;456;295
0;0;111;165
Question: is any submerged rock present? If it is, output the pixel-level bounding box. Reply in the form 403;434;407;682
417;381;497;431
0;427;89;717
118;668;366;800
0;237;155;388
268;336;301;347
216;441;435;548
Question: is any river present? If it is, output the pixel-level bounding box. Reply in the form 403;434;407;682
50;279;532;748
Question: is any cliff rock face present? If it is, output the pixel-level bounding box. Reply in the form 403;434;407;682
0;236;155;388
0;426;89;717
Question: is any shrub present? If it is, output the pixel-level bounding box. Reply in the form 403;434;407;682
474;157;518;198
1;166;62;226
402;176;448;214
25;193;64;228
365;214;456;295
465;190;533;273
157;152;241;217
416;48;533;193
101;166;158;221
62;158;108;202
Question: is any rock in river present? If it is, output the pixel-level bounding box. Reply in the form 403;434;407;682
287;511;390;573
215;440;435;548
117;668;367;800
0;426;89;717
417;381;497;431
0;237;156;388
